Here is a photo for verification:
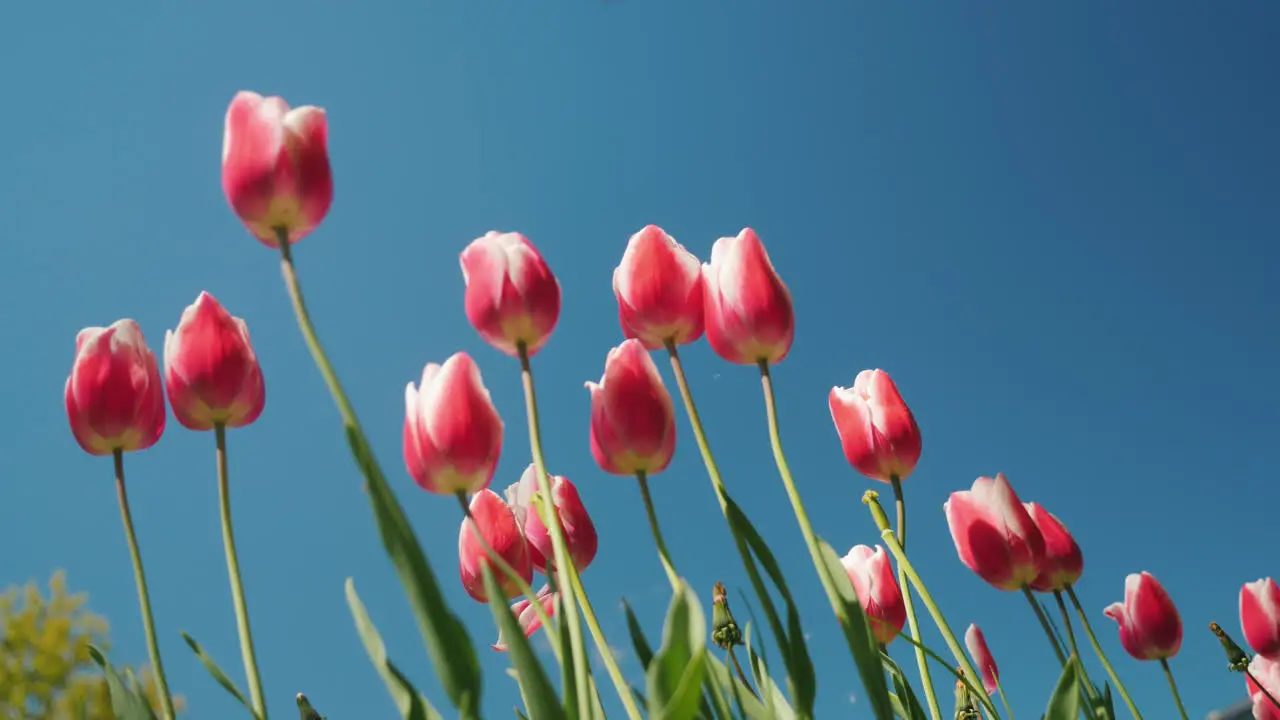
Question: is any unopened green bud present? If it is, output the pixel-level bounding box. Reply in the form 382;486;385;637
297;693;325;720
861;490;892;533
952;672;979;720
711;581;743;650
1210;622;1251;672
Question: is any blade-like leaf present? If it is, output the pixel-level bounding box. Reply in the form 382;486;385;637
345;578;444;720
1045;655;1082;720
481;566;566;720
816;539;895;720
881;652;926;720
88;646;159;720
623;599;656;670
646;580;708;720
704;651;775;720
180;631;254;715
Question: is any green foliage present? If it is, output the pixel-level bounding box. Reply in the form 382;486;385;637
0;571;184;719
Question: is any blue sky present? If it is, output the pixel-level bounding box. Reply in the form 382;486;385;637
2;1;1278;718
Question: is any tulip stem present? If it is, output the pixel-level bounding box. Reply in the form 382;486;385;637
993;676;1015;720
891;476;941;720
1053;590;1097;704
635;471;680;590
1244;668;1280;711
1023;587;1068;666
113;449;176;720
518;344;638;720
1065;586;1144;720
454;492;561;657
215;424;267;719
1159;659;1189;720
728;647;756;697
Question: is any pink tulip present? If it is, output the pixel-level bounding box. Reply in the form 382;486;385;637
965;624;1001;695
1248;655;1280;720
459;490;532;603
828;369;922;483
505;464;598;573
1242;578;1280;660
1025;502;1084;592
65;320;166;456
1103;572;1182;661
702;228;794;365
460;231;561;358
403;353;503;495
614;225;704;349
944;474;1045;591
492;584;558;652
840;545;906;645
221;91;332;247
163;292;265;431
586;339;676;475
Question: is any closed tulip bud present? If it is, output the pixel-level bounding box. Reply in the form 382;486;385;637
163;292;265;431
841;545;906;645
944;474;1045;591
586;339;676;475
403;353;503;495
505;464;598;573
492;584;558;652
65;320;166;455
829;369;922;483
614;225;705;349
459;490;532;603
1242;578;1280;660
460;231;561;358
1024;502;1084;592
702;228;794;365
221;91;332;247
1249;655;1280;720
1103;572;1182;660
964;624;1001;695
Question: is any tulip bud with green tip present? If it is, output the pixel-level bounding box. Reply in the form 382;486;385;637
297;693;325;719
953;673;979;719
711;581;743;650
1211;621;1252;672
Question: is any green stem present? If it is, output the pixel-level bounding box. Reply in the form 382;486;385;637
891;477;941;720
1065;586;1143;719
567;560;644;720
635;471;679;590
873;524;999;719
215;424;266;719
728;647;756;698
1023;587;1067;666
454;492;560;657
518;345;636;720
1245;668;1280;712
1159;659;1188;720
994;677;1014;720
113;449;176;720
1053;590;1096;701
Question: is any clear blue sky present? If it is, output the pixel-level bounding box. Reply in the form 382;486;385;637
2;1;1277;718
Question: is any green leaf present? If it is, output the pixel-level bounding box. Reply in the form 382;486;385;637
816;539;895;720
88;646;159;720
622;599;656;670
741;615;796;720
552;591;581;720
703;651;776;720
346;427;482;718
181;631;255;715
1045;655;1082;720
1095;683;1116;719
881;652;926;720
345;578;444;720
646;580;709;720
480;566;566;720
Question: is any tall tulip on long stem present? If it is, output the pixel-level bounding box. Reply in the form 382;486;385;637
1104;572;1185;720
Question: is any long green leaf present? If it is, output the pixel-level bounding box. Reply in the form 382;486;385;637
88;646;158;720
646;580;708;720
345;578;443;720
704;651;775;720
346;427;482;717
481;566;566;720
881;652;926;720
816;539;895;720
180;631;254;716
1045;656;1082;720
623;599;656;670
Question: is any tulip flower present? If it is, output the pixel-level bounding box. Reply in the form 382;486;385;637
460;231;561;358
702;228;794;365
403;353;503;495
1025;502;1084;592
586;339;676;475
1242;578;1280;660
163;292;265;431
221;91;332;247
492;585;558;652
613;225;704;349
459;490;533;602
944;474;1045;591
964;624;1001;695
1248;655;1280;720
65;320;167;456
828;369;922;483
1103;572;1182;660
840;545;906;645
505;464;598;573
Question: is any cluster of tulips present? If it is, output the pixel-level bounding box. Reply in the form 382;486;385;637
60;90;1280;720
